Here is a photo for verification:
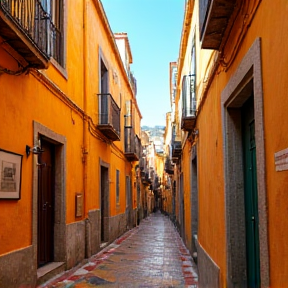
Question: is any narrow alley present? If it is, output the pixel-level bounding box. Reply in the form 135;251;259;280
39;212;198;288
3;0;288;287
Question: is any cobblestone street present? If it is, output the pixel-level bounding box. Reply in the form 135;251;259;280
39;212;198;288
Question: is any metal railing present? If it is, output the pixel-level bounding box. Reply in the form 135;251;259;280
98;93;120;134
135;136;141;159
165;156;174;175
171;125;181;157
50;25;62;65
0;0;61;63
129;71;137;95
171;140;181;153
124;127;141;158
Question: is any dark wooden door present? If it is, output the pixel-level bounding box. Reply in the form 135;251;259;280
242;96;260;288
37;140;55;267
101;166;109;242
180;173;185;239
126;175;132;228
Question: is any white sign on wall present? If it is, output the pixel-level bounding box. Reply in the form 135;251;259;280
275;148;288;171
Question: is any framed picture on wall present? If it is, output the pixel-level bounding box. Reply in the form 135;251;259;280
0;149;22;200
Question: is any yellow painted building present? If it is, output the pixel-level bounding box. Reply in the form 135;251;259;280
173;0;288;287
0;1;141;287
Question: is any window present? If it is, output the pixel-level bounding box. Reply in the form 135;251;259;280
190;36;196;111
199;0;210;39
190;36;196;77
125;100;132;127
100;59;109;94
172;67;177;103
99;60;109;124
43;0;64;66
116;169;120;204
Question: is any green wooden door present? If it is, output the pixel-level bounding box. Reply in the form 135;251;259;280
242;96;260;288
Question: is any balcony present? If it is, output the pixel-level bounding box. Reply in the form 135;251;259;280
0;0;58;69
171;126;181;161
171;140;181;159
139;156;145;171
124;127;141;161
154;176;161;189
200;0;237;50
141;172;151;186
97;93;120;141
129;71;137;96
164;156;174;175
181;74;197;131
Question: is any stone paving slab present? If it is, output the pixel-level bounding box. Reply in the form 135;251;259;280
39;212;198;288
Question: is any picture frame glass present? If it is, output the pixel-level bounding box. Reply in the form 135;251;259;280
0;150;22;200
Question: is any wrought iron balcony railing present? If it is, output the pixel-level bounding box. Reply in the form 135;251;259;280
181;74;197;131
200;0;237;50
0;0;61;69
141;172;152;185
139;156;145;171
129;71;137;96
171;140;182;159
164;156;174;175
124;126;141;161
171;126;181;160
97;93;120;141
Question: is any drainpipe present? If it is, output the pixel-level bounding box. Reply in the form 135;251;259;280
82;0;89;254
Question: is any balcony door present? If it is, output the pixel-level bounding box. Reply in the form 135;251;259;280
100;60;108;124
40;0;64;65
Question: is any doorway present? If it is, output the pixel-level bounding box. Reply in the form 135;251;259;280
33;121;66;272
126;175;132;228
180;173;185;239
100;165;109;243
221;38;269;288
37;140;55;267
242;96;260;287
191;150;198;255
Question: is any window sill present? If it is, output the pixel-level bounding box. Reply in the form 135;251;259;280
50;57;68;80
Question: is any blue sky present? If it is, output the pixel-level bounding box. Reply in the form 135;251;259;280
101;0;185;127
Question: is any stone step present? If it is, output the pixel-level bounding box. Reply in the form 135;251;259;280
37;262;65;286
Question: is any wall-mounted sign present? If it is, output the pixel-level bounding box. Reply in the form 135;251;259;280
275;148;288;172
0;149;22;200
75;193;83;217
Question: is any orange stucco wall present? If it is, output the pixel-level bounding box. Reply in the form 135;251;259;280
196;76;226;285
0;54;84;253
174;0;228;284
0;0;141;259
85;0;140;216
195;0;288;286
252;1;288;285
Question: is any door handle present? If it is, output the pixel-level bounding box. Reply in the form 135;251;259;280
42;201;49;210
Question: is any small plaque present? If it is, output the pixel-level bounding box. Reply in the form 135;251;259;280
75;193;83;217
275;148;288;172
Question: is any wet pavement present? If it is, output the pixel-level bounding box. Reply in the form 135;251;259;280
40;211;198;288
